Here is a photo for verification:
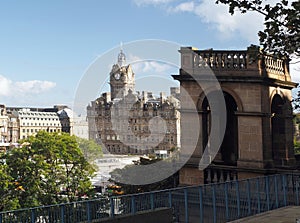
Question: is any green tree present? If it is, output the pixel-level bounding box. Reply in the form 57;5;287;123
293;85;300;111
76;137;103;163
295;143;300;152
109;156;179;195
4;131;96;208
216;0;299;58
0;164;20;211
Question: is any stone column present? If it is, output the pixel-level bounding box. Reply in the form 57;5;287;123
237;114;264;169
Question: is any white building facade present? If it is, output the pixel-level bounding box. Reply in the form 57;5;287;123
13;109;62;140
0;105;9;143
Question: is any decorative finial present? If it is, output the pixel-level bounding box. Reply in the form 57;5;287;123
118;42;126;66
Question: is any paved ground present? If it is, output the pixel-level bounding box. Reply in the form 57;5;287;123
229;206;300;223
91;154;140;189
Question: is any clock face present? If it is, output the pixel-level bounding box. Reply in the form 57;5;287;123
114;73;121;80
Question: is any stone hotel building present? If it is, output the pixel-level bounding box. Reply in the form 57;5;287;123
87;50;181;155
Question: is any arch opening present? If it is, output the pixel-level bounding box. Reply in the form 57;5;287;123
271;94;285;163
202;91;238;166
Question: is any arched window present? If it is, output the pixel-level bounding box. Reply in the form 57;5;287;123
202;91;238;165
271;94;285;162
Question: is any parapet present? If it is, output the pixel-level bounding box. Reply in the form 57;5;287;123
179;45;291;82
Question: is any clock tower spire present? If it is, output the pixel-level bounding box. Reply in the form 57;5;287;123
118;42;126;67
110;47;135;100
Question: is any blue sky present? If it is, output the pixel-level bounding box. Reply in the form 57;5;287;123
0;0;298;112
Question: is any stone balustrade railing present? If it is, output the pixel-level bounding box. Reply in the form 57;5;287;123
263;54;285;75
182;46;288;77
193;50;248;69
204;165;238;184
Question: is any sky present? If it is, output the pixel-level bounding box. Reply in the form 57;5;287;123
0;0;299;114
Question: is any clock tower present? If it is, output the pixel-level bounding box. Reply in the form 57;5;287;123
110;49;135;100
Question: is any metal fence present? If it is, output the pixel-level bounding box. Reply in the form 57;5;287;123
0;174;299;223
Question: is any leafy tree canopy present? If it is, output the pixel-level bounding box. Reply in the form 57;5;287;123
76;136;103;164
216;0;299;58
0;165;20;211
1;131;96;210
109;156;179;195
293;86;300;111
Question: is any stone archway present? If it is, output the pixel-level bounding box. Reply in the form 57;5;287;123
175;45;297;185
271;94;285;163
202;91;238;166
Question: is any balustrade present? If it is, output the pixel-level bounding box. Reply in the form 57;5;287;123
264;55;285;75
193;51;248;69
184;47;288;78
204;166;238;184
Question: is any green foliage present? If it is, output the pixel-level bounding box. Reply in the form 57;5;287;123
109;156;179;194
0;165;20;211
295;113;300;123
295;141;300;155
293;85;300;111
215;0;300;58
1;131;96;210
76;137;103;163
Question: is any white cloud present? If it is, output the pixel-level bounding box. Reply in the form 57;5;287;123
168;0;264;42
127;53;174;75
169;1;195;13
290;63;300;84
133;0;176;6
16;80;56;94
142;61;173;73
133;0;290;44
0;75;56;97
133;0;266;42
0;75;12;96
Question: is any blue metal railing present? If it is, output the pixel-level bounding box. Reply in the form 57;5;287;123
0;174;299;223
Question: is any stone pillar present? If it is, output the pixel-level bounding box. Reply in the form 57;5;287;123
283;113;296;166
179;167;204;185
237;114;264;169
